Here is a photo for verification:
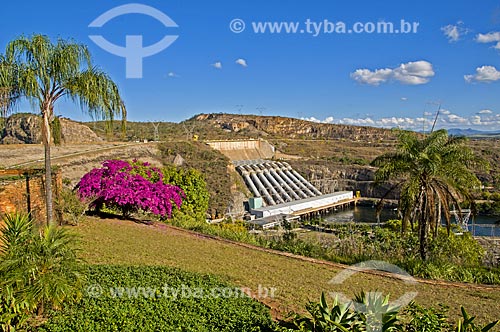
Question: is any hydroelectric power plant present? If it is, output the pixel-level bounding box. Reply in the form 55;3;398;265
207;139;356;229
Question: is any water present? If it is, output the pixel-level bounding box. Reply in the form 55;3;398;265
322;205;500;237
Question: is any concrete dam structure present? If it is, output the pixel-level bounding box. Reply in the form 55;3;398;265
235;160;322;206
205;140;355;224
205;139;275;161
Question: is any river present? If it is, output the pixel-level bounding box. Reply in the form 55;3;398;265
322;205;500;237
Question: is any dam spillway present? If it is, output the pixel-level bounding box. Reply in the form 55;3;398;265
204;140;355;222
235;160;323;206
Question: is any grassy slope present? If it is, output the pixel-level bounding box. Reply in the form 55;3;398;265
74;217;500;323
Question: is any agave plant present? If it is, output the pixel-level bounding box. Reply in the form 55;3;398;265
292;292;363;331
455;306;498;332
353;291;400;332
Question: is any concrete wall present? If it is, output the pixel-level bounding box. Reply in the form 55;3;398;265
251;191;354;218
206;139;275;160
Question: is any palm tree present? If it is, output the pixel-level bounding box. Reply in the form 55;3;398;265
0;55;20;130
371;129;485;260
3;34;126;225
0;212;83;329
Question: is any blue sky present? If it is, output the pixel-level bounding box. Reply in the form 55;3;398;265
2;0;500;130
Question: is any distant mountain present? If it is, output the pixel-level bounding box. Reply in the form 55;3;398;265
447;128;500;137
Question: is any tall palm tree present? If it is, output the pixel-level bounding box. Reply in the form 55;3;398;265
4;34;126;225
371;129;485;260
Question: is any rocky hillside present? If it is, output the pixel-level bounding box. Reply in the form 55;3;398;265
193;113;398;141
1;113;102;144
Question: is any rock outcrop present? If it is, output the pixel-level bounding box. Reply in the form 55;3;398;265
287;160;398;199
194;113;397;141
1;113;102;144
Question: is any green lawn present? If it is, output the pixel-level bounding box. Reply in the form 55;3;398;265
73;217;500;323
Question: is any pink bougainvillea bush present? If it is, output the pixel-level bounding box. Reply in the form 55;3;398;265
77;160;184;218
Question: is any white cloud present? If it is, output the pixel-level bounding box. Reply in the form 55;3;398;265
476;31;500;49
212;61;222;69
464;65;500;83
167;72;179;78
476;31;500;43
235;58;248;67
470;113;500;127
441;21;469;42
393;61;435;84
400;97;408;101
299;109;500;131
350;68;393;85
301;117;321;123
324;116;334;123
446;113;468;124
478;109;493;114
351;60;434;86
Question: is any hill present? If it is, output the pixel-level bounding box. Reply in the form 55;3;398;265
2;113;500;212
448;128;500;137
1;113;102;144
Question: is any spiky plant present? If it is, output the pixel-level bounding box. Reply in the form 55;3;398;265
0;213;84;330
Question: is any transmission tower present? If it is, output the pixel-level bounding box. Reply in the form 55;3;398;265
152;122;160;141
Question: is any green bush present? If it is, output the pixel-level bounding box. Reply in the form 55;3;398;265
162;165;209;218
39;265;278;332
0;213;83;331
170;213;260;245
56;188;91;225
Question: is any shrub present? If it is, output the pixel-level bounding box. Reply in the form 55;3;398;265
161;165;209;217
56;188;91;225
0;213;83;331
77;159;184;218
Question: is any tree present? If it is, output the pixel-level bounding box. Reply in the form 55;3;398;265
371;129;485;260
3;34;126;225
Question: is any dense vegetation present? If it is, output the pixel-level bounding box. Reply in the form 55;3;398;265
161;165;210;218
87;116;245;142
39;265;277;332
3;211;498;331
